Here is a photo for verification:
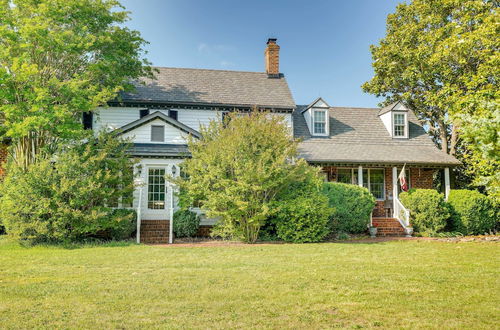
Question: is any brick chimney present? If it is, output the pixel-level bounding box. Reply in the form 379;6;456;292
265;38;280;78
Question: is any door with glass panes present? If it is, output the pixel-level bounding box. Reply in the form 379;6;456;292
143;167;168;220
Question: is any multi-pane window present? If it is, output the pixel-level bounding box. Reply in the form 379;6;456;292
337;168;356;184
393;113;406;137
148;168;166;209
313;110;326;135
336;168;385;200
366;169;384;200
151;125;165;142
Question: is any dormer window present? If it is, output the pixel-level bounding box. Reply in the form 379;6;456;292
313;110;327;135
302;97;330;136
393;113;407;138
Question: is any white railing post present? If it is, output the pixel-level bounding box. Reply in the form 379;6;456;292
392;167;398;218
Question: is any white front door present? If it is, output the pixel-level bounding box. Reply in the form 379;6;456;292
143;166;169;220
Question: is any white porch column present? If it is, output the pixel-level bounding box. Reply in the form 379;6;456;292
444;167;451;200
134;173;145;244
392;167;398;218
169;183;175;244
358;165;363;187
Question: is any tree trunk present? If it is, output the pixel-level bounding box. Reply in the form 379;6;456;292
437;120;449;154
449;122;459;156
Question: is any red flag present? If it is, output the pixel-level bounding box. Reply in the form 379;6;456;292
398;165;408;192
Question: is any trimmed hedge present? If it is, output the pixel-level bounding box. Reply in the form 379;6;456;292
173;209;200;238
267;181;332;243
448;190;498;235
322;182;376;234
399;189;450;235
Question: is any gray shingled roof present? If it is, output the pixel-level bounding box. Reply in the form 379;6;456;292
129;143;189;158
120;67;295;109
294;106;460;166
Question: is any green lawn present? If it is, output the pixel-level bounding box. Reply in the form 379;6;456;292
0;237;498;329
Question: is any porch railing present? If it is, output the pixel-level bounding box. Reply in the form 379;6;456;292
394;197;410;228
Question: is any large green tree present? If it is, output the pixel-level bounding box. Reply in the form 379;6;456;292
0;0;152;168
175;110;324;243
362;0;499;198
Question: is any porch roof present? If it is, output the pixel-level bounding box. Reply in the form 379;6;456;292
129;143;189;158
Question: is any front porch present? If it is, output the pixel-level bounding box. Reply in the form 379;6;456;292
320;164;451;235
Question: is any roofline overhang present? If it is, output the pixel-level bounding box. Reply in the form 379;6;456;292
304;160;461;168
107;100;295;113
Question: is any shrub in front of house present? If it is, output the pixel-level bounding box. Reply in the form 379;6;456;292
399;189;450;235
173;209;200;238
447;190;498;235
0;133;136;243
322;182;376;234
106;209;137;240
271;186;332;243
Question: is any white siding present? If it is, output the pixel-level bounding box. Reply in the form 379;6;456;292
380;111;392;136
93;107;142;131
121;118;188;144
94;107;292;135
177;109;220;131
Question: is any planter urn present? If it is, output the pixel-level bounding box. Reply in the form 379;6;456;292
369;226;378;238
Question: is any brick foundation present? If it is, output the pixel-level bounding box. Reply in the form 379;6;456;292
322;165;437;217
196;225;212;237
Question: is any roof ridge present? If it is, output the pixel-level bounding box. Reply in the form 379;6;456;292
152;66;268;75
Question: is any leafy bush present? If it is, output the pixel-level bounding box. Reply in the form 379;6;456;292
0;133;136;243
322;182;376;234
176;109;324;243
447;190;498;235
399;189;450;235
106;209;137;240
173;209;200;238
272;188;332;243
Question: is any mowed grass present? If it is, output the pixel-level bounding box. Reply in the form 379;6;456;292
0;237;498;329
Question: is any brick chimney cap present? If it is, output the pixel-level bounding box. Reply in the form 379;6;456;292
267;38;277;44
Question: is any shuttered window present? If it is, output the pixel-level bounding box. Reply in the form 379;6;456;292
151;125;165;142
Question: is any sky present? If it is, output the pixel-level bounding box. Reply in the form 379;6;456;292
119;0;402;108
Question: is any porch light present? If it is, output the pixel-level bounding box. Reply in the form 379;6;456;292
171;165;177;177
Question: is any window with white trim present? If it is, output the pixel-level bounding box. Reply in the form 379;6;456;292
313;110;327;135
393;113;406;137
148;168;166;209
336;168;385;200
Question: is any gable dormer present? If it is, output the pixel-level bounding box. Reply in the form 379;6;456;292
378;101;409;139
301;97;330;137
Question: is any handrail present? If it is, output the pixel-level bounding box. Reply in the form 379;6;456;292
394;197;410;228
